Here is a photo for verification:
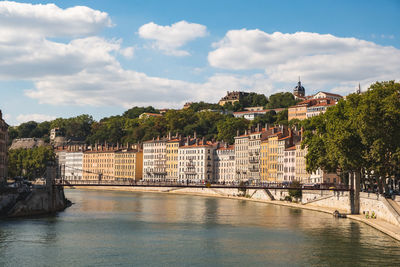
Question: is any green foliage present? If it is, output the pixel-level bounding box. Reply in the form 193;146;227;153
250;110;277;127
8;146;55;180
284;195;292;202
288;181;302;199
266;92;299;109
217;117;249;144
238;181;247;194
123;106;158;119
275;109;288;126
188;102;223;112
50;114;94;140
302;81;400;193
240;92;269;108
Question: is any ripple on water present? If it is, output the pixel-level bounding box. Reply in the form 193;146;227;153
0;189;399;267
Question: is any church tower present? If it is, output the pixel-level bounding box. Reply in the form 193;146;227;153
293;77;305;98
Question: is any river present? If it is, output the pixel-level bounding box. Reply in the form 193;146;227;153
0;189;399;266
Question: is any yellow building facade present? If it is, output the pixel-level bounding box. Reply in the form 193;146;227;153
166;139;181;182
267;135;279;182
83;148;116;180
114;149;143;181
260;140;268;182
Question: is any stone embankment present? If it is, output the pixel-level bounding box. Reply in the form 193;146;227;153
0;186;69;218
74;185;400;241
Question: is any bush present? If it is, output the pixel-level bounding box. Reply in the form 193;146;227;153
284;196;292;202
289;181;302;200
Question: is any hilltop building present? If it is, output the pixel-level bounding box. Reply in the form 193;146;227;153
218;91;249;106
139;113;162;119
293;79;306;99
288;98;337;121
233;108;285;121
0;110;8;182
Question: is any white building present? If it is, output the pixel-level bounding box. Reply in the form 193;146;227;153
277;135;292;182
306;99;336;118
178;141;214;184
214;144;235;184
310;169;340;184
143;138;167;182
312;91;342;102
248;127;265;184
55;149;66;179
64;151;83;180
283;146;296;182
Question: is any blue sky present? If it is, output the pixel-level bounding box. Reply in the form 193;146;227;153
0;0;399;125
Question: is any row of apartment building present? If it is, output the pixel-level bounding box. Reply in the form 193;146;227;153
56;144;143;182
56;126;339;185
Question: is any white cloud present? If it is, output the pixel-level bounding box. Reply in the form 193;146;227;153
16;113;56;123
208;30;400;91
25;68;275;109
120;46;135;58
0;2;129;80
0;1;112;38
138;20;207;56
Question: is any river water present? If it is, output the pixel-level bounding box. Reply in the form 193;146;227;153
0;189;399;266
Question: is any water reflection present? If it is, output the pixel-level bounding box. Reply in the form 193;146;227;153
0;189;399;267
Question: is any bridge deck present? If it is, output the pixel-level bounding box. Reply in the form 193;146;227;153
56;181;350;191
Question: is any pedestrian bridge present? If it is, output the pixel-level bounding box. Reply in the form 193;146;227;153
55;179;350;191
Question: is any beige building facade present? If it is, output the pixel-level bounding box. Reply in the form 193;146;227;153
115;149;143;181
234;133;249;182
83;146;117;181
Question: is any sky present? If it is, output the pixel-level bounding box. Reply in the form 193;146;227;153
0;0;399;126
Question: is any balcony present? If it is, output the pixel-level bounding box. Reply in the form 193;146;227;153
184;169;197;175
249;158;259;163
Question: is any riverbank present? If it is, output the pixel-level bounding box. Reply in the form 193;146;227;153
68;186;400;242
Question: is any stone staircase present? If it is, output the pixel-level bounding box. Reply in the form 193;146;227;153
386;198;400;225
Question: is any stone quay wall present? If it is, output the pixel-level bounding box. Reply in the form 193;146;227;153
359;192;400;226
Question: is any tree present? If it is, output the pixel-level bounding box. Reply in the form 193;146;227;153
266;92;299;109
8;146;55;180
123;106;158;119
188;102;222;112
217;117;249;144
302;81;400;195
289;180;302;200
240;93;268;107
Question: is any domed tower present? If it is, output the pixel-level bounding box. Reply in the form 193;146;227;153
293;77;305;98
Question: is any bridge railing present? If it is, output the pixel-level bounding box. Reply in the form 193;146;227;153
56;179;350;191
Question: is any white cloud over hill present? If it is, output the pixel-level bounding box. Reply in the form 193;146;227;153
0;2;399;111
208;30;400;89
138;20;207;56
16;113;56;124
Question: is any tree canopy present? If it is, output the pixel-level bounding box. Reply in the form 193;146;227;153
302;81;400;193
266;92;300;109
8;146;55;180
